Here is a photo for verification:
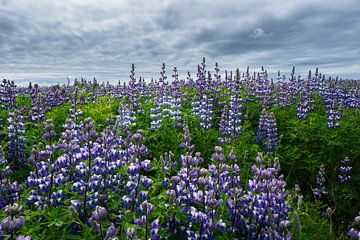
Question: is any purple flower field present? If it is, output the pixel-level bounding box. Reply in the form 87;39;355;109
1;60;360;239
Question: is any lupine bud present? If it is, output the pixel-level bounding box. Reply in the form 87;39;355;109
0;216;25;234
105;223;117;239
91;206;108;222
4;203;23;216
16;236;33;240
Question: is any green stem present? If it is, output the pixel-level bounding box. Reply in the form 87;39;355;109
99;221;105;240
83;139;92;216
145;213;148;240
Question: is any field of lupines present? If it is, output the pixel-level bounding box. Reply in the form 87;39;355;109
1;58;360;239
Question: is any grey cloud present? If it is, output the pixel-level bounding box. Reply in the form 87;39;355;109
250;28;273;39
0;0;359;85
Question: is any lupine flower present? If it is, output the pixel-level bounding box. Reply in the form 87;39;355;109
255;66;271;104
198;94;213;130
338;157;352;184
157;151;176;173
26;119;63;209
160;92;173;119
0;203;27;238
243;153;292;239
0;79;17;110
16;236;33;240
150;100;162;131
265;112;278;154
218;105;230;144
255;109;278;154
324;207;334;219
126;227;138;240
88;206;117;239
312;164;327;199
228;94;243;139
348;213;360;239
1;147;22;208
28;84;46;124
116;104;136;128
105;223;117;239
179;120;195;154
159;62;168;85
150;219;161;240
170;80;182;127
7;110;27;170
0;216;25;235
276;71;293;108
326;100;341;128
297;90;311;119
196;57;207;92
256;108;268;145
90;206;108;223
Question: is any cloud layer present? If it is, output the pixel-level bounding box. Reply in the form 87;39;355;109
0;0;359;85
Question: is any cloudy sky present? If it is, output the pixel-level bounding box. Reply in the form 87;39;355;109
0;0;359;85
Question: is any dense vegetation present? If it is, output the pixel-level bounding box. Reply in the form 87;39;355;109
1;59;360;239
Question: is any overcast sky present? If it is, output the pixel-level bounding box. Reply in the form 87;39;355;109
0;0;359;85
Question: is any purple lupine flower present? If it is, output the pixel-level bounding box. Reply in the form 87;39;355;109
256;109;278;154
120;129;157;238
196;57;207;93
88;206;117;239
276;70;293;108
158;151;177;173
228;93;243;139
170;81;182;127
218;105;230;144
126;227;138;240
160;92;173;119
179;120;195;154
265;112;278;154
150;99;162;131
297;90;311;120
16;236;33;240
26;118;66;209
198;94;213;130
1;147;23;208
7;110;27;170
159;62;168;85
256;108;268;145
116;104;136;128
214;62;221;82
215;219;227;233
312;164;327;199
348;214;360;239
150;219;161;240
255;66;272;105
326;100;341;128
338;157;352;184
28;84;46;124
0;203;26;237
90;205;108;222
0;79;17;110
243;153;292;239
4;203;23;217
140;159;152;172
105;223;117;239
226;148;243;233
42;119;56;142
0;216;25;235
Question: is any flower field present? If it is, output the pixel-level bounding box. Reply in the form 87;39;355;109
1;59;360;239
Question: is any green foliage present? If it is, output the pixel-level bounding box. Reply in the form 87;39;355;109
45;102;72;135
290;200;336;240
16;95;32;109
81;96;121;132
